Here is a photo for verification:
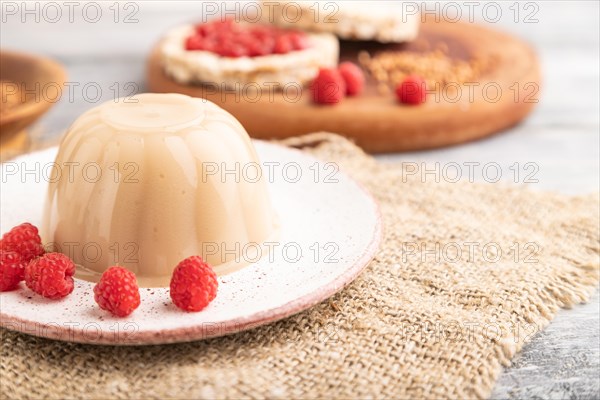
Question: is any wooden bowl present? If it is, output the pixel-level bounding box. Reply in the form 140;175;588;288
0;50;66;150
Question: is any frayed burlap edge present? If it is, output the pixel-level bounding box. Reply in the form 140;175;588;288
282;132;600;397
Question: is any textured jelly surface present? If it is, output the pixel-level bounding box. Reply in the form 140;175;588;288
43;94;278;287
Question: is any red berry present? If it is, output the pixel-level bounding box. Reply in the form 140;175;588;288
185;35;206;51
94;266;141;317
273;35;293;54
0;250;26;291
0;222;45;264
25;253;74;299
247;41;270;57
187;20;309;58
396;75;427;105
170;256;218;312
220;44;248;58
338;62;365;96
261;36;276;54
311;68;346;105
289;31;309;50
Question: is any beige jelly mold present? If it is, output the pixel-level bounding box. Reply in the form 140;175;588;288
43;93;278;287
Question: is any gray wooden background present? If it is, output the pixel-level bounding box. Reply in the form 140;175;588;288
1;1;598;398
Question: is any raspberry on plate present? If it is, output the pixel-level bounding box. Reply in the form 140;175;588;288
25;253;75;299
0;250;26;291
311;67;346;105
94;266;141;317
170;256;218;312
338;62;365;96
396;75;427;105
0;222;45;264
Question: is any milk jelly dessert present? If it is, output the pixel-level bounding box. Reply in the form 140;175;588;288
43;93;278;287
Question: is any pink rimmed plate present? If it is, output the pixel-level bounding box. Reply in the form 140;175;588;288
0;141;381;345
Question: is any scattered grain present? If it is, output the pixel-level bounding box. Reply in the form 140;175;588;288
360;49;489;90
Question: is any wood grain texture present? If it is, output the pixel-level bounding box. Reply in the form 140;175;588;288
147;18;541;153
491;293;600;399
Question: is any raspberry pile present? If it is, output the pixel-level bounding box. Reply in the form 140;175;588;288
311;62;366;105
186;19;309;57
2;222;219;317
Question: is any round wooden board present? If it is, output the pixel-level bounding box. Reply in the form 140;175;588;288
147;18;540;153
1;143;381;345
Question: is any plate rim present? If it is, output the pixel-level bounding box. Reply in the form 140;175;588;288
0;141;382;345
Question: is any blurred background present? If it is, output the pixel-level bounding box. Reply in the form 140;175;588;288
1;1;598;193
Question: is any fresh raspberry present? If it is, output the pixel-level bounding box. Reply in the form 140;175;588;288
311;68;346;105
0;251;26;291
185;35;207;51
170;256;218;312
187;19;308;57
0;222;45;264
247;41;270;57
273;35;293;54
93;266;141;317
25;253;75;299
338;62;365;96
289;31;309;50
396;75;427;105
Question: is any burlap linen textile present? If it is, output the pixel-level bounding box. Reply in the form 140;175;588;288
1;133;599;399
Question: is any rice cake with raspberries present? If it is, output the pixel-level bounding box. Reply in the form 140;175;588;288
160;20;339;89
262;1;419;43
148;17;541;153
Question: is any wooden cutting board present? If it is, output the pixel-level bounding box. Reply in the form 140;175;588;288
147;18;540;153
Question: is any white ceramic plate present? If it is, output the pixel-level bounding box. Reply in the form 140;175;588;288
0;141;381;345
